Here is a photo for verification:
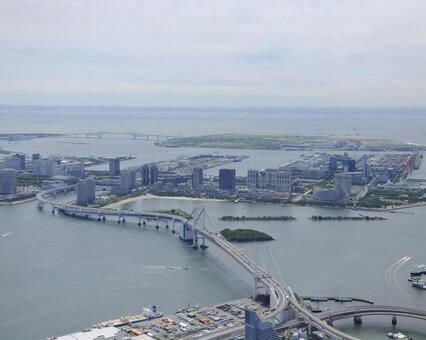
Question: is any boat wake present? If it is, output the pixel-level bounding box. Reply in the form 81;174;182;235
148;265;189;271
384;256;411;296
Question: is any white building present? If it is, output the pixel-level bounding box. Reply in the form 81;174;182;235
276;171;291;192
33;158;57;177
247;169;259;190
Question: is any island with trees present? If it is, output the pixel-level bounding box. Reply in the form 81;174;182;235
310;215;386;221
220;228;274;242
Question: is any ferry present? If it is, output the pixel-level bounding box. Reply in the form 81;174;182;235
387;332;412;339
143;305;163;320
410;264;426;276
412;280;426;290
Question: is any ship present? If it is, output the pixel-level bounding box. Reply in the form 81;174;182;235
410;264;426;276
143;305;163;320
387;332;412;339
412;280;426;290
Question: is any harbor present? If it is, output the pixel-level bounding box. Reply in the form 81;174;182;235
51;298;264;340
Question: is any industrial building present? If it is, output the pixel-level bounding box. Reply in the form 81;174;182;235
0;168;17;194
57;162;84;178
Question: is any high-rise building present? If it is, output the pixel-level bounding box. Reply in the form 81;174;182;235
192;168;203;188
247;169;259;190
32;153;41;161
219;168;236;191
32;158;57;177
335;173;352;198
120;170;137;193
276;171;291;193
244;308;280;340
0;168;17;194
4;154;25;170
363;162;371;180
150;165;158;185
76;178;96;206
328;156;337;171
86;178;96;203
109;158;120;176
141;164;150;185
347;159;356;172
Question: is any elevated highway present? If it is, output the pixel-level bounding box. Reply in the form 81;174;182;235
279;305;426;330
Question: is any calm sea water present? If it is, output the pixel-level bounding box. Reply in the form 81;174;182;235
1;106;426;339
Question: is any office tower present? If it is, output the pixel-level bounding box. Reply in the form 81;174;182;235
120;170;137;193
0;169;17;194
247;169;259;190
219;168;236;191
276;171;291;193
150;165;158;185
347;159;356;172
335;173;352;198
32;153;41;161
363;162;371;179
4;154;25;170
328;156;337;171
32;158;57;177
192;167;203;188
109;158;120;176
244;308;280;340
141;164;150;185
76;179;95;206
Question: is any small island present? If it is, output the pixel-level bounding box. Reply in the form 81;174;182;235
310;215;386;221
220;228;274;242
220;215;296;221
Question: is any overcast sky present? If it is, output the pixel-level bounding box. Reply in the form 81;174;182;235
0;0;425;107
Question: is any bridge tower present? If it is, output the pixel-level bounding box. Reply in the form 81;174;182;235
187;207;208;249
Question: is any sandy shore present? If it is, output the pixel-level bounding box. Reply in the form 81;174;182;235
104;194;227;209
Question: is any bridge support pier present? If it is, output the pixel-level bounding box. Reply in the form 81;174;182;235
191;230;199;249
200;236;208;249
353;315;362;325
392;315;397;325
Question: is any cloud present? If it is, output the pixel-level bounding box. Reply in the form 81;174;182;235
0;0;425;106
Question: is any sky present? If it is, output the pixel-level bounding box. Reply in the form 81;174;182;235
0;0;425;107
